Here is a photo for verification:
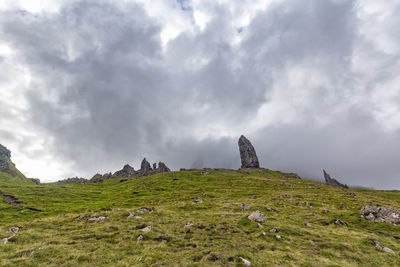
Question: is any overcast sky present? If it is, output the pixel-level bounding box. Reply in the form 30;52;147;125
0;0;399;188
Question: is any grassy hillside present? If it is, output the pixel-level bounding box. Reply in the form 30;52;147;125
1;169;400;266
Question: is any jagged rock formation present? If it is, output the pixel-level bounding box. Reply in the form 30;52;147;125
113;164;135;178
361;206;400;225
91;158;171;183
323;170;348;188
57;177;89;184
0;144;13;173
28;178;40;185
238;135;260;168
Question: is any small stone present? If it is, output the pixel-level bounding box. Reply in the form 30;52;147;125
257;223;264;228
250;196;255;199
75;215;88;220
275;235;282;239
373;240;395;254
334;219;347;226
248;211;265;223
137;235;144;241
192;198;204;204
305;222;312;227
6;227;19;234
269;228;277;233
323;209;329;213
239;257;252;266
240;203;250;211
184;223;194;228
141;226;152;232
162;239;167;244
203;172;208;176
266;208;275;212
127;212;134;219
2;235;14;245
262;232;266;236
137;208;153;213
135;216;143;219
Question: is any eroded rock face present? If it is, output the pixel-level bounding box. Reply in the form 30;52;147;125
323;170;348;189
157;162;170;172
113;164;135;178
238;135;260;168
140;158;152;174
361;206;400;225
0;144;12;173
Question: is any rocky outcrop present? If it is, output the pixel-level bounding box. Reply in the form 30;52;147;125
140;158;152;175
0;144;12;173
361;206;400;225
157;162;170;172
113;164;135;178
323;170;348;188
57;177;89;184
28;178;40;185
238;135;260;168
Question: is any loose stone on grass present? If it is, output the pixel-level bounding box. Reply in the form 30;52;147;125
192;198;204;204
373;240;395;254
141;226;152;232
269;228;277;233
240;203;250;211
239;257;252;266
248;211;265;223
88;216;107;222
334;219;347;226
127;212;134;218
6;227;19;233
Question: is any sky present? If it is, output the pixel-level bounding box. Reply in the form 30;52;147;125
0;0;399;188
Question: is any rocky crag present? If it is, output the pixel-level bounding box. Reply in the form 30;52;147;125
0;144;34;184
323;170;348;188
89;158;170;183
238;135;260;168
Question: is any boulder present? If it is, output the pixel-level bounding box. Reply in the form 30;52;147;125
238;135;260;168
140;158;152;174
323;170;348;188
373;240;395;254
248;211;265;223
158;162;171;172
361;206;400;225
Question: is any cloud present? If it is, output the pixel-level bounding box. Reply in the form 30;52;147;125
0;0;399;188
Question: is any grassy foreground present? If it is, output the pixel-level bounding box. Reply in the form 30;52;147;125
1;169;400;266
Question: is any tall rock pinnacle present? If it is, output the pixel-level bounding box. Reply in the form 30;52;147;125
323;170;348;189
238;135;260;168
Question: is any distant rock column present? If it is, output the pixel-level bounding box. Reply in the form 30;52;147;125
323;170;348;188
238;135;260;168
140;158;152;174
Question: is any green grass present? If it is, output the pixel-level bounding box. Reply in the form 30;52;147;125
1;169;400;266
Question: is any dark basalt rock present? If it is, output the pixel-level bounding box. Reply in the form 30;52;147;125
113;164;135;178
140;158;152;174
361;206;400;225
323;170;348;188
157;162;170;172
238;135;260;168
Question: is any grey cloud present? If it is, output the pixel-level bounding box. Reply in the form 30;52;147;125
0;0;399;189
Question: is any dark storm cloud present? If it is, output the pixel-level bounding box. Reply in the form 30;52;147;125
1;0;399;188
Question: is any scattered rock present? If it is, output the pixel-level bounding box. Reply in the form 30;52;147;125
267;208;276;212
283;173;302;179
119;178;129;183
137;208;154;213
184;223;194;228
2;235;14;245
141;226;152;232
275;235;282;239
137;235;144;241
88;216;107;222
57;177;89;184
323;209;329;213
323;170;348;188
250;196;255;199
257;223;264;228
6;227;19;234
75;215;88;220
334;219;347;226
269;228;277;233
248;211;265;223
262;232;266;236
360;206;400;225
135;216;143;219
192;198;204;204
239;257;252;266
305;222;312;227
202;171;208;176
240;203;250;211
127;212;134;219
373;240;395;254
238;135;260;168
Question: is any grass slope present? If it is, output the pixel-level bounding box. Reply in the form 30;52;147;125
1;169;400;266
